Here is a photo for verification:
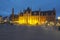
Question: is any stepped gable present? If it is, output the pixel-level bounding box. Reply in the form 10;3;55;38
32;11;39;15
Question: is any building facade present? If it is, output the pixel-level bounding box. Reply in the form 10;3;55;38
10;8;56;25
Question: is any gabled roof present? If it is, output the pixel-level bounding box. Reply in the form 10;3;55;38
31;10;54;15
19;12;23;16
41;10;53;13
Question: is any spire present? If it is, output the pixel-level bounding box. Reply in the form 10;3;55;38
53;8;56;12
12;8;14;15
26;7;31;13
39;8;41;12
11;8;14;21
39;8;41;11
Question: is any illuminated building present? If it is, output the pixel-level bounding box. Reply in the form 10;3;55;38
10;7;56;25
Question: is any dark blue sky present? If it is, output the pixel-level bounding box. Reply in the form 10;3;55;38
0;0;60;18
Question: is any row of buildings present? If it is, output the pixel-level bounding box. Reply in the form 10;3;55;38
10;7;56;25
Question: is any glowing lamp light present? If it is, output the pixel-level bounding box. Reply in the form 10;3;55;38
58;17;60;20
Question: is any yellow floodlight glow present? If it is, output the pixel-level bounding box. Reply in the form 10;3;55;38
29;19;38;25
13;16;47;25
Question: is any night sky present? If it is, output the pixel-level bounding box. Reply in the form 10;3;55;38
0;0;59;18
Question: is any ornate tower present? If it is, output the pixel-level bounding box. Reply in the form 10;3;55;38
12;8;14;17
39;8;41;25
26;7;31;24
11;8;14;21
